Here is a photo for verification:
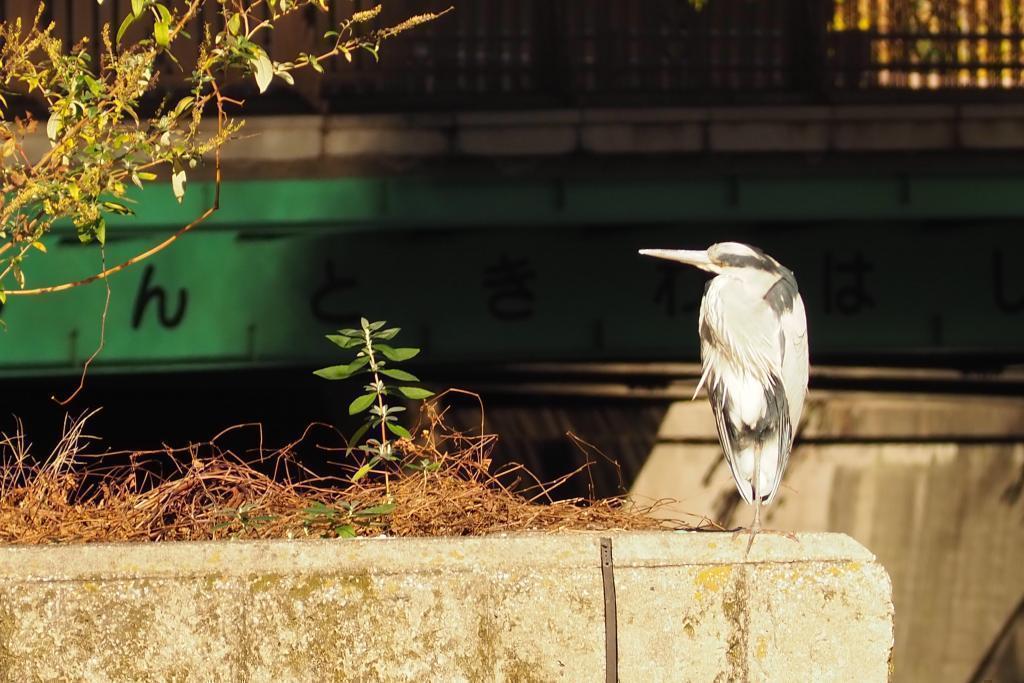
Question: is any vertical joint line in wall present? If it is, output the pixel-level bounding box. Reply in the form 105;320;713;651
899;175;911;205
600;537;618;683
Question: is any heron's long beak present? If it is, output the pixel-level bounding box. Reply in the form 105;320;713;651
638;248;715;271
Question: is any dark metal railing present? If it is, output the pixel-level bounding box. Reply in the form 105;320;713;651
4;0;1023;111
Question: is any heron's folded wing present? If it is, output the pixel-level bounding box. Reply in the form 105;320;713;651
713;294;793;504
702;363;755;505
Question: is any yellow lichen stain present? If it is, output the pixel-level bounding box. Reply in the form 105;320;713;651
755;636;767;660
81;581;99;593
827;561;862;577
250;574;277;593
694;565;733;597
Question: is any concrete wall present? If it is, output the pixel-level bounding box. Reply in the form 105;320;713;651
0;532;892;682
632;391;1024;683
22;105;1024;167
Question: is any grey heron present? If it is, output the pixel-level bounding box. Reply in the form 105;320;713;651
639;242;808;551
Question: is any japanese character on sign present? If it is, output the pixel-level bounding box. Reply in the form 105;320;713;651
310;260;358;325
133;264;187;329
652;261;700;317
823;251;875;315
483;254;535;321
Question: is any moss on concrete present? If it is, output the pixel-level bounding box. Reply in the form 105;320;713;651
0;533;893;681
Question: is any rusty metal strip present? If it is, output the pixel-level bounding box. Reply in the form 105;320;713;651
600;537;618;683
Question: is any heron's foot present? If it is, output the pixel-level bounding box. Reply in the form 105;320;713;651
730;527;798;556
749;528;799;543
771;529;800;543
730;525;759;556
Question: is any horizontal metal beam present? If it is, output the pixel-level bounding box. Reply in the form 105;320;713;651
59;169;1024;241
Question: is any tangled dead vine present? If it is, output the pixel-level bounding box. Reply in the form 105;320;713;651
0;391;714;544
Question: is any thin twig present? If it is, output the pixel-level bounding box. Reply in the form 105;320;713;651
53;244;111;405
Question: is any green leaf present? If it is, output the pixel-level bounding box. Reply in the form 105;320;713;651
303;501;337;518
348;392;377;415
386;422;412;439
316;356;368;379
172;96;194;118
355;503;396;517
227;13;241;35
94;218;106;246
101;201;133;216
380;368;419;382
154;21;169;48
375;345;420;362
369;321;387;331
117;13;136;43
155;3;172;23
313;363;357;380
347;422;371;450
336;328;360;337
326;334;362;349
251;49;274;93
334;524;356;538
373;327;400;340
131;0;145;18
351;462;373;482
398;386;434;400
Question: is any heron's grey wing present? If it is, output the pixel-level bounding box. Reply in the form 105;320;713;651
764;291;808;503
762;371;791;503
701;359;753;504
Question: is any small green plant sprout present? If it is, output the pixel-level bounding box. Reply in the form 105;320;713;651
300;500;396;538
314;318;434;481
211;503;275;535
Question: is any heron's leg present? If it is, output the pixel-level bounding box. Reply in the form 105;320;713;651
745;496;761;555
745;449;762;556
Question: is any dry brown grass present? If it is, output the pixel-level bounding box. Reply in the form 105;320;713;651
0;392;710;544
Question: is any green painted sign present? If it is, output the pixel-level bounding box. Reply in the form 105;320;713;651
1;209;1021;376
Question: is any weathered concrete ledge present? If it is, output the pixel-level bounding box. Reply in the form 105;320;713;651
21;105;1024;164
0;532;893;681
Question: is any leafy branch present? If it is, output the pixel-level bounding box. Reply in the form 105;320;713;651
315;318;434;482
0;1;448;301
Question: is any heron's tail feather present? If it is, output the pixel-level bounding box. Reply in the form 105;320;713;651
693;363;713;400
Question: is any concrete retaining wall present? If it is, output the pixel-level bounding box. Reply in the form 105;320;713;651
22;105;1024;166
0;532;892;682
633;391;1024;682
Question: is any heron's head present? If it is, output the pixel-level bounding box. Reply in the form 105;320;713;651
639;242;785;277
